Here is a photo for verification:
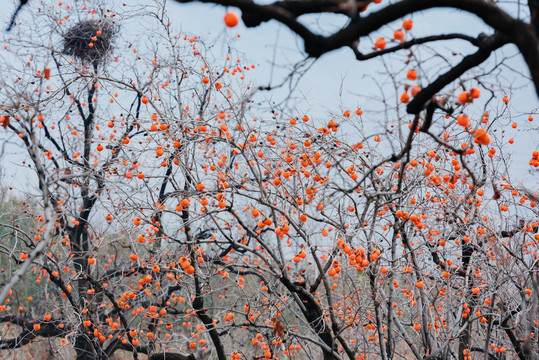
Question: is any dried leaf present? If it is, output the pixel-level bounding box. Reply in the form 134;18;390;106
273;320;285;338
0;116;9;129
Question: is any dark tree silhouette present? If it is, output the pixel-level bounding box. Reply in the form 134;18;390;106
174;0;539;113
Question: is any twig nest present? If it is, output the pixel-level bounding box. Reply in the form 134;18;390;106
63;20;115;63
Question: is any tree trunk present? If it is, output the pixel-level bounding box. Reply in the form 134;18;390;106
75;335;97;360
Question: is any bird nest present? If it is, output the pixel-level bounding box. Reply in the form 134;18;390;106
63;20;115;64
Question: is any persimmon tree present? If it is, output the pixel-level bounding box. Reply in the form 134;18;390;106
0;1;538;360
173;0;539;108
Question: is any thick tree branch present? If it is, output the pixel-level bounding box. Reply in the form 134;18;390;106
0;316;64;349
175;0;539;104
407;33;507;114
6;0;28;31
528;0;539;36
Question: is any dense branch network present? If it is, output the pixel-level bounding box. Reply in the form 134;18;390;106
174;0;539;114
0;1;538;360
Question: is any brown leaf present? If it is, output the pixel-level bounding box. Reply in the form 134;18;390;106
273;320;285;338
0;116;9;129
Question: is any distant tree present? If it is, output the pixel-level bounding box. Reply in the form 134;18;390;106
0;1;538;360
